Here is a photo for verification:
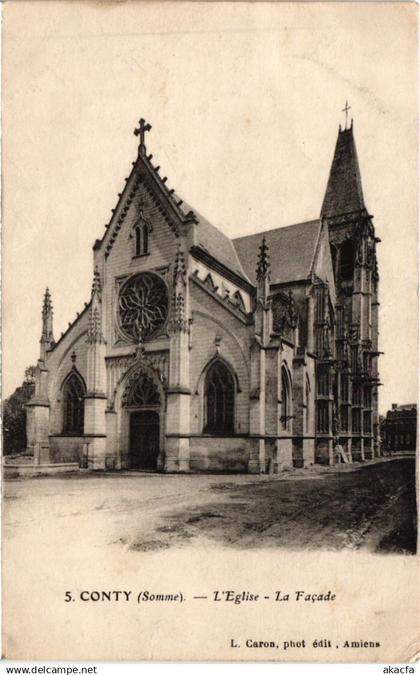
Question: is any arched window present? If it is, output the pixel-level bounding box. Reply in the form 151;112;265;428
134;226;141;256
62;372;85;435
142;224;149;255
133;222;149;257
124;372;160;408
204;360;234;435
281;367;291;431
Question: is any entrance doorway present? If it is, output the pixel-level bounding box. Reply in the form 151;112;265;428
129;410;160;470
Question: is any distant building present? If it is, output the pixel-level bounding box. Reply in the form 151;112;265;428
383;404;417;453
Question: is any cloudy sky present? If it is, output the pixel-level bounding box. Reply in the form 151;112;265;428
3;2;417;414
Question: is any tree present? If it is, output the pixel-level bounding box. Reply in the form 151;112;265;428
3;367;36;456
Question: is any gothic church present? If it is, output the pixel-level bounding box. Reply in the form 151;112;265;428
27;115;380;472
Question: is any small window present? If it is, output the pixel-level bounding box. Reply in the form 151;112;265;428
204;360;234;435
133;222;149;257
62;373;85;435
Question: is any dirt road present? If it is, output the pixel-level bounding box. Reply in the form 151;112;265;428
4;457;416;554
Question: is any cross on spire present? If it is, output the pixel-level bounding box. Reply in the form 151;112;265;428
342;100;351;130
134;118;152;154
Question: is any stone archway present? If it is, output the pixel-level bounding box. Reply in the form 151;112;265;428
123;370;163;471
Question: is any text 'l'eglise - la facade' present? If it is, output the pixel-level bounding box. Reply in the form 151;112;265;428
27;115;380;473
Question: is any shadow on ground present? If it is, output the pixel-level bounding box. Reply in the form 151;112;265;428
131;459;417;554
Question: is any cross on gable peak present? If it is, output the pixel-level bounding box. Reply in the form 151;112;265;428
134;118;152;154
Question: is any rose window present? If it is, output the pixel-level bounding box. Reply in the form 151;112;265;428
118;272;169;341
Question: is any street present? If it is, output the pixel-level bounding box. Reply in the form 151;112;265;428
4;457;416;554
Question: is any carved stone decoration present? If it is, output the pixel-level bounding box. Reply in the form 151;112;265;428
87;267;105;345
169;292;189;333
87;307;105;344
173;244;186;288
272;290;298;334
231;291;246;312
91;266;101;296
122;370;161;407
169;246;189;333
42;288;54;342
40;287;55;357
256;236;271;282
106;350;168;409
118;272;169;341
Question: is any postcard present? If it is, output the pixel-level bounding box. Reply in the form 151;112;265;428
2;1;418;663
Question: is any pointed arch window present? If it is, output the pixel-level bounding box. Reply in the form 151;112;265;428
281;367;292;431
133;221;150;257
124;372;161;408
204;360;235;435
62;372;86;435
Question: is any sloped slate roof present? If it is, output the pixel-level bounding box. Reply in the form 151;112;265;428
181;201;251;282
233;220;322;284
321;126;365;218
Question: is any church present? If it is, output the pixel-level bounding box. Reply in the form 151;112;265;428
26;112;381;473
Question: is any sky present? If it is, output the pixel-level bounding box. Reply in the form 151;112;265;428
2;1;418;414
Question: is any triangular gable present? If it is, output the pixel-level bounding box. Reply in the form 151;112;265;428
95;138;198;259
203;273;219;293
231;290;246;312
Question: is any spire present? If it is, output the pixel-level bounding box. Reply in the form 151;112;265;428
321;122;365;220
256;236;271;283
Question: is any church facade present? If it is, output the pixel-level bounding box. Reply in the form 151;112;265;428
27;115;381;473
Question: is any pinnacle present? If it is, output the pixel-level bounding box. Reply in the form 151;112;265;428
174;244;187;283
256;235;271;282
42;287;53;314
92;266;102;296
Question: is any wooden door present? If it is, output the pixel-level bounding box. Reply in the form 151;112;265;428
129;410;160;470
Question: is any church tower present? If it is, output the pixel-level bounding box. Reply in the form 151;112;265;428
321;110;380;460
